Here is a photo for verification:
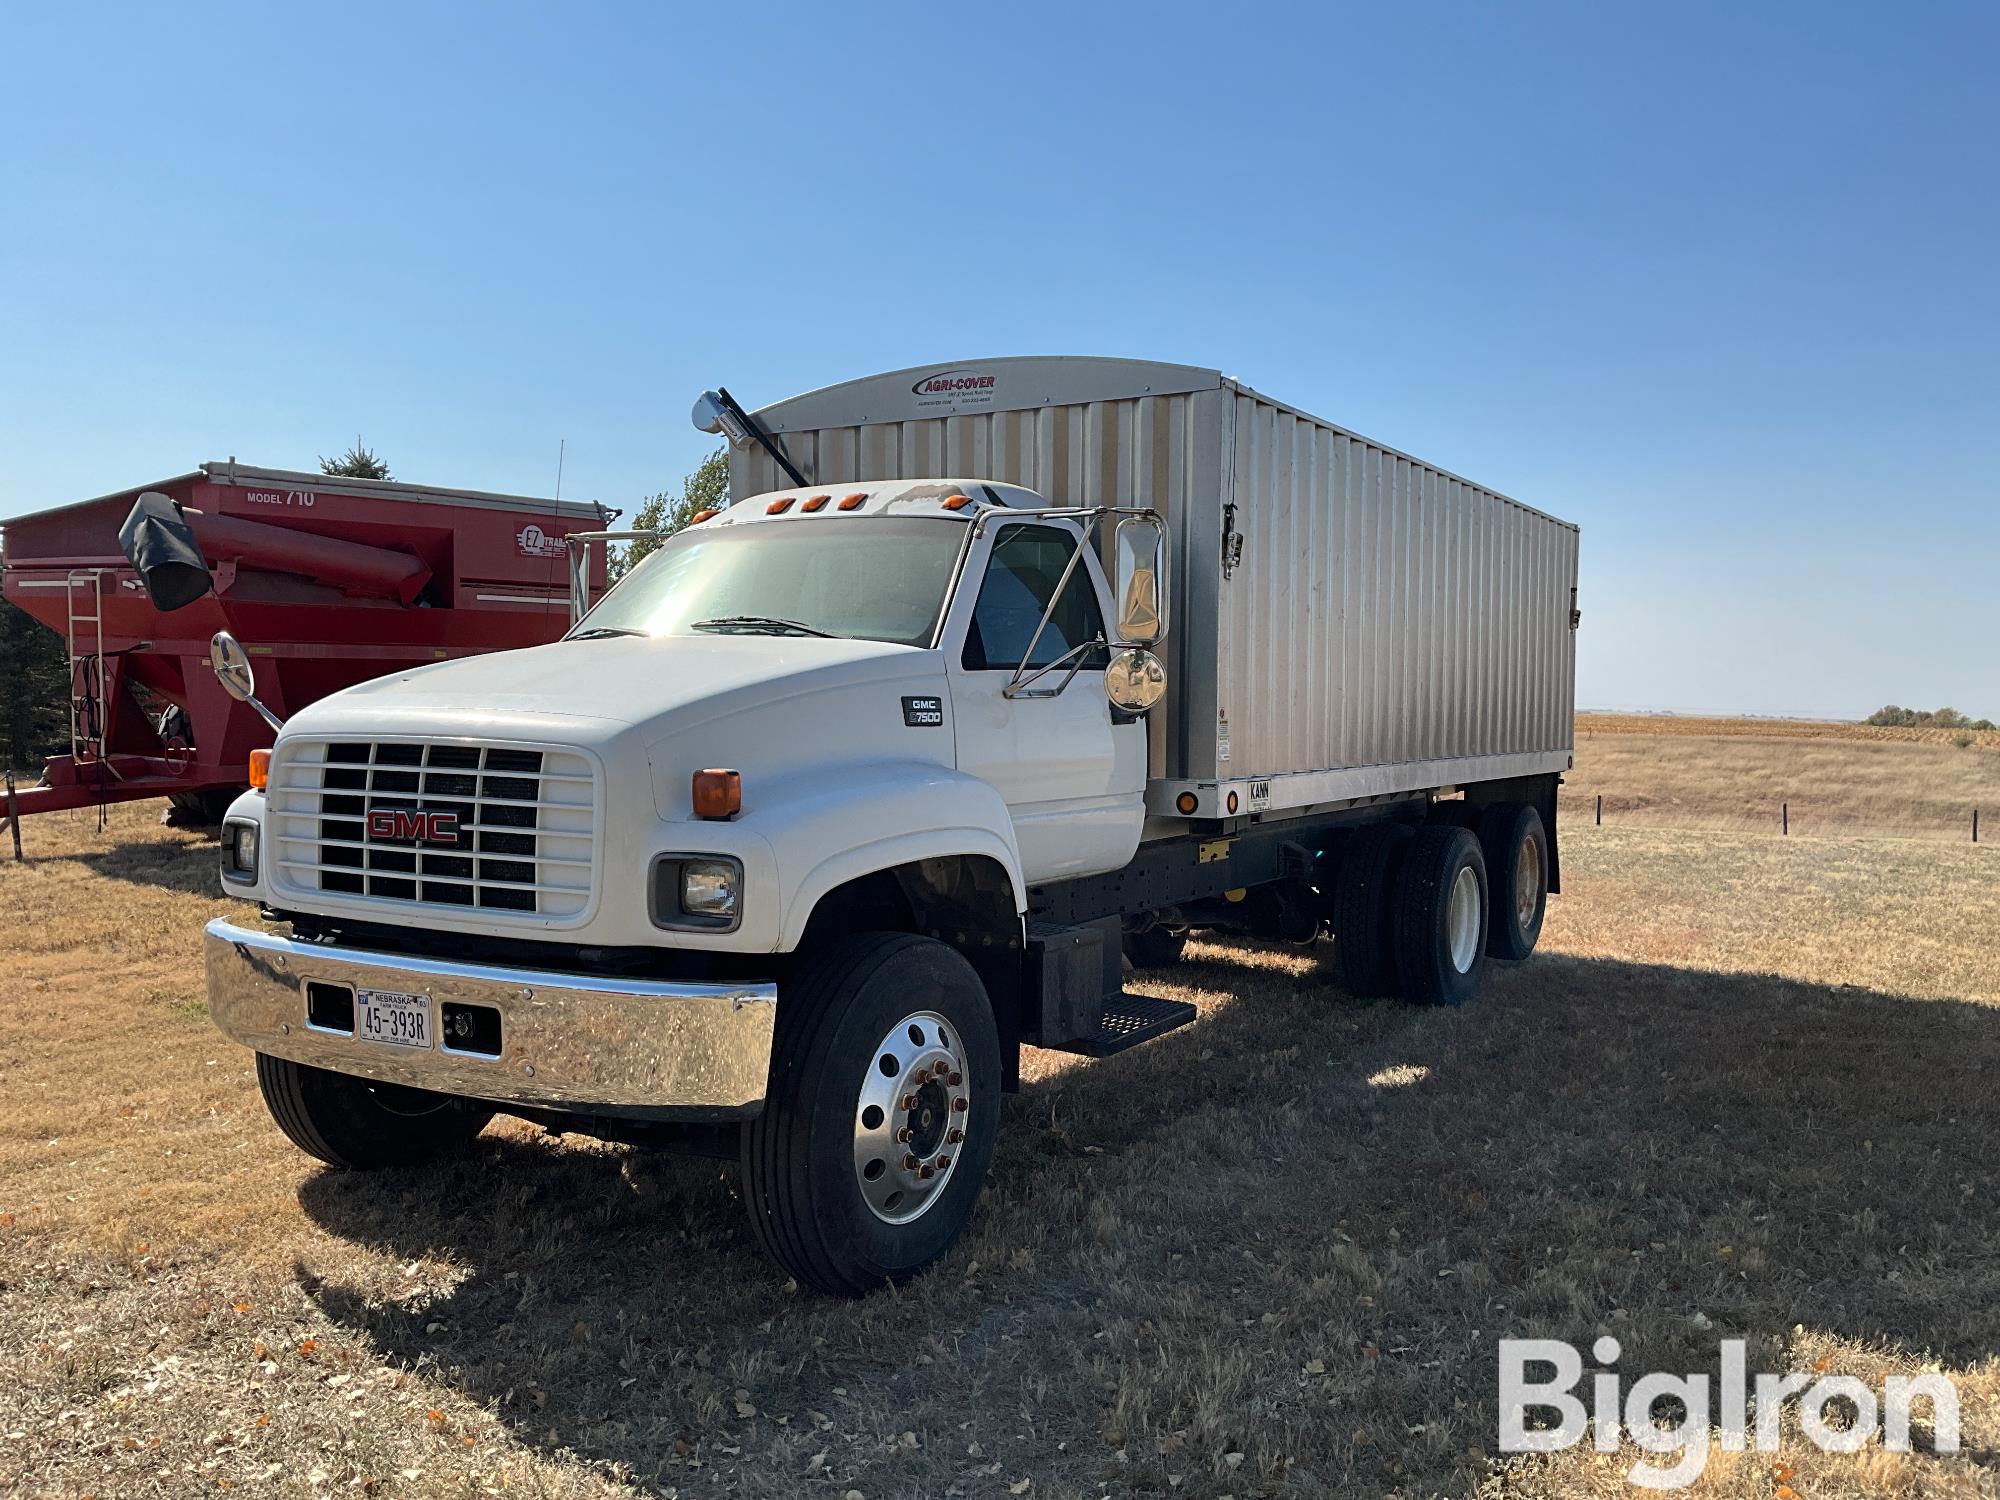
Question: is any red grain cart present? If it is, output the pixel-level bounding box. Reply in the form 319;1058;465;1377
1;461;607;821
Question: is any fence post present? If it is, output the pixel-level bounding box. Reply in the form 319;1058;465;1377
4;771;20;863
1976;808;1981;844
1595;794;1602;826
1782;802;1789;836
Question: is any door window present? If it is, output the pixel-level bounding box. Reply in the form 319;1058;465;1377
962;525;1109;672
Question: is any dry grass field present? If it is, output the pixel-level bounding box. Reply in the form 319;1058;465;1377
3;765;1998;1497
1570;713;2000;841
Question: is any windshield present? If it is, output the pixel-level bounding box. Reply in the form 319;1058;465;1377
571;517;966;646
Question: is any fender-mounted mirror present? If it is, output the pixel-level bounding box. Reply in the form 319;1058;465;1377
210;631;256;702
210;631;285;732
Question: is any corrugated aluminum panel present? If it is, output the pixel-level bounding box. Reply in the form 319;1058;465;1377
740;359;1577;811
1213;389;1576;784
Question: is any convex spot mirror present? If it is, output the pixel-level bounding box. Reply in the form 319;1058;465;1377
1114;515;1167;646
1104;647;1167;714
210;630;257;703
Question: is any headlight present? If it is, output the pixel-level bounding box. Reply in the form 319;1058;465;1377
222;820;258;883
650;854;743;932
682;859;739;916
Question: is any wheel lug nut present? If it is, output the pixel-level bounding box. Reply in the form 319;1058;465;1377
900;1093;919;1111
895;1126;913;1144
951;1097;969;1113
919;1164;936;1180
935;1154;951;1169
947;1071;963;1087
903;1153;920;1171
946;1128;964;1144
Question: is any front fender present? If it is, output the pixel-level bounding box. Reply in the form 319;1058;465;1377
730;760;1026;951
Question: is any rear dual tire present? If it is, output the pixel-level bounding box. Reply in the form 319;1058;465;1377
1392;825;1489;1007
1478;802;1549;960
1335;808;1540;1004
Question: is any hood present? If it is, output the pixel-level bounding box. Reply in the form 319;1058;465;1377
285;633;929;741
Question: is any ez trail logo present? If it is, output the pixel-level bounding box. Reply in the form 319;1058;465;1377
517;522;568;559
367;809;460;844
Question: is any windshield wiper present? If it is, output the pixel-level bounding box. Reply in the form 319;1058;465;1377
567;626;646;640
691;615;835;638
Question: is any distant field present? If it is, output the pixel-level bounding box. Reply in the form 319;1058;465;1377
1569;713;2000;840
2;804;1997;1497
1578;712;2000;750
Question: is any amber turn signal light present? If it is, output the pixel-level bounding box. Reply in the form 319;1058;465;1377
802;494;830;512
248;748;271;790
1175;791;1198;815
942;493;972;510
838;493;866;510
692;768;741;820
689;507;718;524
766;497;795;514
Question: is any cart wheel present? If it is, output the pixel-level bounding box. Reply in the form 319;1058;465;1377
255;1054;492;1168
740;933;999;1297
1332;824;1414;998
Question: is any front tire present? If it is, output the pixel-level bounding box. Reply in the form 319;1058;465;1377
740;933;1000;1297
254;1054;492;1168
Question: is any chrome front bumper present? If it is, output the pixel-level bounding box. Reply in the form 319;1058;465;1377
203;918;777;1118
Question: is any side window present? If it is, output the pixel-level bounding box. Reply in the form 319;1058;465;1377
962;524;1109;672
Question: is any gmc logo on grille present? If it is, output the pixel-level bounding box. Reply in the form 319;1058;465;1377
366;810;460;843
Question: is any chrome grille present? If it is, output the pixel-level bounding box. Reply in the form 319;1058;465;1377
268;739;596;919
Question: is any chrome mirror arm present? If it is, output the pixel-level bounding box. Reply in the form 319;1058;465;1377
1002;636;1105;700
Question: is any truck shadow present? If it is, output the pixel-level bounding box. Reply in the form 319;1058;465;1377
295;950;2000;1495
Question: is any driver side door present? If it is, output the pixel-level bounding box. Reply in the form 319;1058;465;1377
945;521;1146;884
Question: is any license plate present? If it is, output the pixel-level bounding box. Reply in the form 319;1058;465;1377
357;989;433;1050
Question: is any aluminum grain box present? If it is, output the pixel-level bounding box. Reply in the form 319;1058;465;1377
736;357;1578;820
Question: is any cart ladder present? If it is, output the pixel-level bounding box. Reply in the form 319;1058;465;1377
65;568;110;766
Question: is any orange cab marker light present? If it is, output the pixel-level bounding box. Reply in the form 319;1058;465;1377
248;748;271;790
689;507;719;524
802;494;830;512
692;768;742;820
1175;791;1198;815
942;493;972;510
838;493;867;510
766;497;795;515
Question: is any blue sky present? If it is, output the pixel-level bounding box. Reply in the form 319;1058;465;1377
2;2;1993;718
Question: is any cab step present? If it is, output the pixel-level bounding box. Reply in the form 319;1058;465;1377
1052;994;1198;1058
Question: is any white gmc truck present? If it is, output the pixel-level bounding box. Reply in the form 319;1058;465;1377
202;357;1579;1295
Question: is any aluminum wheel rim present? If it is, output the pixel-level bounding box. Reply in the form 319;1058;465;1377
853;1010;971;1225
1447;864;1482;974
1515;835;1542;931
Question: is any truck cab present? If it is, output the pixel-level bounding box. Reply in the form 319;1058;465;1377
205;480;1178;1294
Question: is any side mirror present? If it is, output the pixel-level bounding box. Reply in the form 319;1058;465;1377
210;631;286;733
210;631;257;702
1104;647;1167;714
1113;516;1167;646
